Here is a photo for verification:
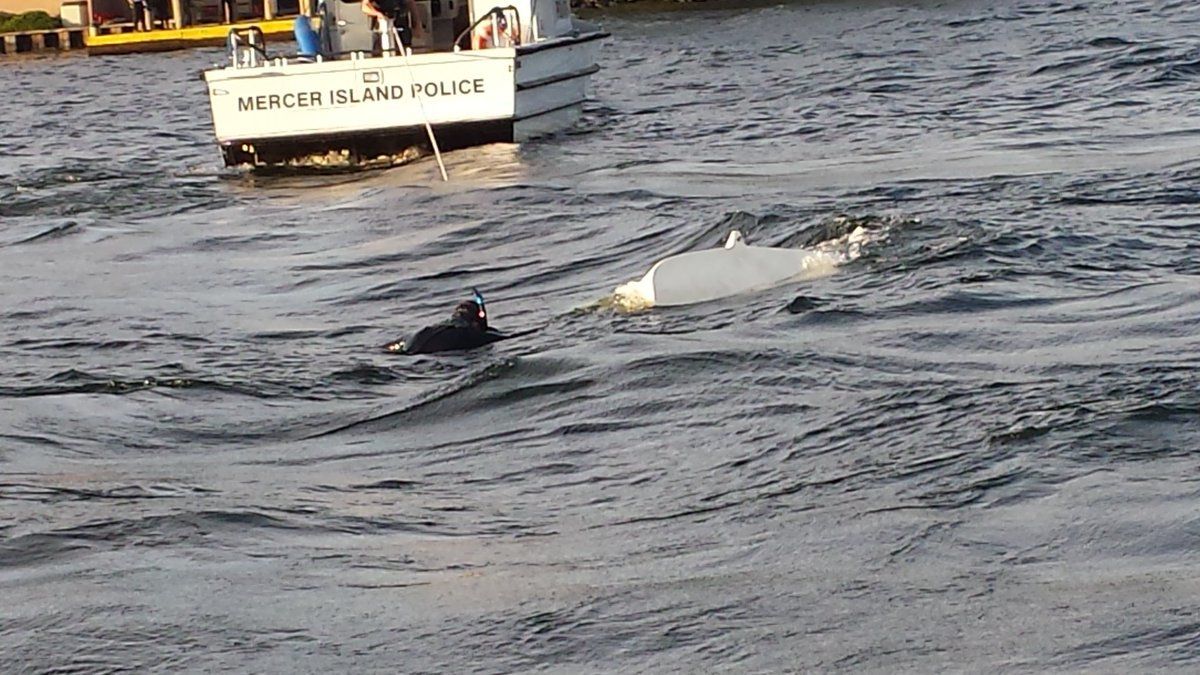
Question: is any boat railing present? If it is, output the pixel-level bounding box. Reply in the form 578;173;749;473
226;26;269;68
225;23;338;69
220;4;527;71
453;6;522;52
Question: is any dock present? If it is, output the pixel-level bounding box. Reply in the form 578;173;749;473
1;0;311;58
0;19;293;57
86;18;298;55
0;27;86;55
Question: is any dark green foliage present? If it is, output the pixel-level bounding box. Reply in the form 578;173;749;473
0;11;62;33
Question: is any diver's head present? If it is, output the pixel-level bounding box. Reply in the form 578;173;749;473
452;288;488;330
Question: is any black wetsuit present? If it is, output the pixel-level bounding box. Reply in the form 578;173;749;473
386;298;509;355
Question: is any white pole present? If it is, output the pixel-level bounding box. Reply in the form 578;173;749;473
392;25;448;182
380;16;393;53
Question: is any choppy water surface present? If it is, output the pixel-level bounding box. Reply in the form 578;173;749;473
4;0;1200;671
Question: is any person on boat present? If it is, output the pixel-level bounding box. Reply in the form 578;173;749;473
362;0;424;44
385;289;512;355
472;12;517;50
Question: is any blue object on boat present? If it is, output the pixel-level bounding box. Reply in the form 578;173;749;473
294;15;320;58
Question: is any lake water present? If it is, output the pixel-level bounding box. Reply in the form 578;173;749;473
3;0;1200;671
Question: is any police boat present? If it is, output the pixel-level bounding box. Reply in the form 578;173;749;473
202;0;607;168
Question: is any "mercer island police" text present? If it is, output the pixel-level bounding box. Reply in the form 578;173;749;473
236;79;486;112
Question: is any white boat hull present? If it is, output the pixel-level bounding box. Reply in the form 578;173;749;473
614;231;843;308
203;32;606;167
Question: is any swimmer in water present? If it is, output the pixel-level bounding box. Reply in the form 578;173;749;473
385;288;511;355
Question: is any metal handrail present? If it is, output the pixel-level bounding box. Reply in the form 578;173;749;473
227;26;269;67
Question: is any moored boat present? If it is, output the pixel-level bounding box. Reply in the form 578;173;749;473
202;0;607;168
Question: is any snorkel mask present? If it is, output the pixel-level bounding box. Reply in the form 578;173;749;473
472;287;486;321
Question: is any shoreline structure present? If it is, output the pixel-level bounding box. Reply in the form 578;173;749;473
0;0;756;57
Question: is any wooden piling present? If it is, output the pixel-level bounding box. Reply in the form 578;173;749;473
0;28;89;57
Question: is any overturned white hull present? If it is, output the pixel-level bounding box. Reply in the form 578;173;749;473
615;231;843;308
203;28;605;167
